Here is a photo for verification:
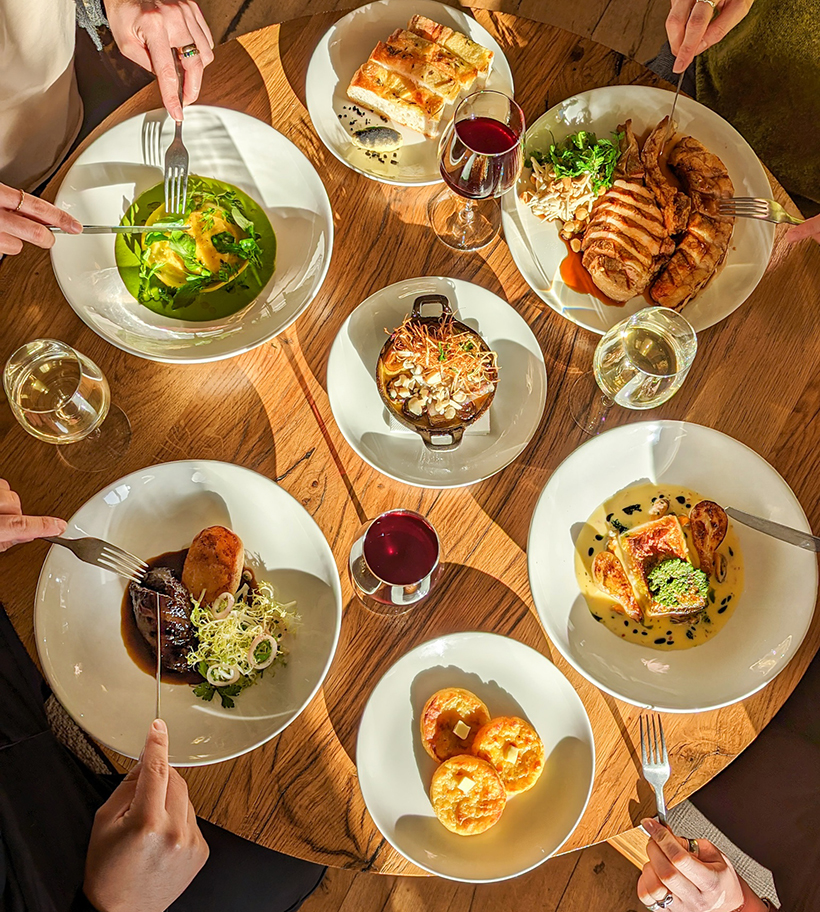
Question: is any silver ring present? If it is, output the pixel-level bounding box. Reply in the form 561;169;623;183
645;893;674;911
687;837;699;856
695;0;717;7
179;43;200;58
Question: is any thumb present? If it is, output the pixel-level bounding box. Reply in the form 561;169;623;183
132;719;170;821
785;214;820;244
4;514;67;543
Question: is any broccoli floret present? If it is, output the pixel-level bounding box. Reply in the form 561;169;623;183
647;559;709;609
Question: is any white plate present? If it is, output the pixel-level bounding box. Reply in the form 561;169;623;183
527;421;817;712
502;86;775;334
34;461;342;765
306;0;514;186
327;276;547;488
51;106;334;363
356;631;595;882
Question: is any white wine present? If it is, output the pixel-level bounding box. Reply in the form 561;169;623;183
593;312;695;410
5;342;110;444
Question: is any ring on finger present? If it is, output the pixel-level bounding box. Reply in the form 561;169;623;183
687;838;699;856
14;189;25;212
695;0;716;7
179;43;200;58
645;892;675;911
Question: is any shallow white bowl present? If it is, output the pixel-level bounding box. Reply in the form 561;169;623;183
527;421;817;712
51;106;333;362
326;276;547;488
306;0;514;186
356;631;595;882
502;85;774;334
35;460;342;765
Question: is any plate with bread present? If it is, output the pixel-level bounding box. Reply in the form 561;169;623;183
356;632;594;881
306;0;514;185
527;420;818;712
34;460;343;765
501;85;774;334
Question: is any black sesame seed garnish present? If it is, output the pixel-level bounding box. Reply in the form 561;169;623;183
729;547;734;557
727;594;732;602
685;503;692;509
718;605;727;614
632;629;638;634
642;631;648;636
592;614;603;622
676;496;686;504
624;620;630;627
588;547;594;557
654;637;666;644
622;504;642;516
595;534;604;541
686;630;695;639
606;512;614;522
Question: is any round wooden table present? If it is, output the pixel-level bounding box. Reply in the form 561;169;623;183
1;9;819;877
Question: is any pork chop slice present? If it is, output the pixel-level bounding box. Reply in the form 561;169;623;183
642;117;691;235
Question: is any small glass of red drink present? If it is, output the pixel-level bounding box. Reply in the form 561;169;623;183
348;510;441;615
429;89;525;251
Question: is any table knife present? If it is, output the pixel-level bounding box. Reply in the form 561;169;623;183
48;224;189;234
155;591;162;722
665;70;686;143
727;507;820;552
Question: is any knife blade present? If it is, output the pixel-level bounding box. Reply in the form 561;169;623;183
48;224;189;235
727;507;820;552
665;71;686;144
155;591;162;721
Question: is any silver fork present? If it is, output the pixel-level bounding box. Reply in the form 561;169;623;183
717;197;805;226
640;713;670;826
141;114;163;169
43;536;148;584
163;53;189;216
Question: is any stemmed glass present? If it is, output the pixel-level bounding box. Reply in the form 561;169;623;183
3;339;131;471
429;90;525;251
569;307;698;435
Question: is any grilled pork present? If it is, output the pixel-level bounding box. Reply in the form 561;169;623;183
642;117;691;235
649;136;734;309
581;180;674;302
613;119;644;182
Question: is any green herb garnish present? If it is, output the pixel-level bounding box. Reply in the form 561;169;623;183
531;130;623;194
647;558;709;610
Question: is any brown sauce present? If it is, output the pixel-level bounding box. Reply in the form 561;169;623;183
120;547;202;685
559;239;623;308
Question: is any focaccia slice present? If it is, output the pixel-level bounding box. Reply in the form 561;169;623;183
347;59;445;138
407;15;494;78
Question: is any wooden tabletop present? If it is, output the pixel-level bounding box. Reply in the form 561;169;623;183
2;9;819;876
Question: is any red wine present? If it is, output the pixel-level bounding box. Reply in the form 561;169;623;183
363;511;439;586
440;116;523;200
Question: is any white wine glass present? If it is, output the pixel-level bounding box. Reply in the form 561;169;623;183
3;339;131;472
569;307;698;435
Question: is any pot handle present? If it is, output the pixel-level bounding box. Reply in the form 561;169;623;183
411;294;453;320
418;425;464;452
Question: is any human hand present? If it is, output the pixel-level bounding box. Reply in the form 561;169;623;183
0;480;67;553
667;0;754;73
786;212;820;246
106;0;215;122
0;184;81;256
637;818;768;912
84;719;209;912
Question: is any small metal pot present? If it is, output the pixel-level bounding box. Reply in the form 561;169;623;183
376;294;497;452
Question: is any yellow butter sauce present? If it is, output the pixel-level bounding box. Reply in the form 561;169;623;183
574;483;744;651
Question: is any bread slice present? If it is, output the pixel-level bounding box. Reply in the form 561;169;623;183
347;59;445;138
371;29;478;102
407;15;494;77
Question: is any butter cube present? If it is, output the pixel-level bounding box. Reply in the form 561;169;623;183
453;720;471;740
503;743;520;764
457;775;475;794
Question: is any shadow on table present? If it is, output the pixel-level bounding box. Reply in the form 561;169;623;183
323;562;548;763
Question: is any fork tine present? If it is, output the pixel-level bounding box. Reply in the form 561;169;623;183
99;554;142;579
98;557;141;584
639;715;647;765
659;715;668;764
100;550;145;578
102;545;148;573
651;714;659;764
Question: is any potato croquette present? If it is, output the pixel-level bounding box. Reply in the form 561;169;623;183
471;716;545;795
429;754;506;835
420;687;491;762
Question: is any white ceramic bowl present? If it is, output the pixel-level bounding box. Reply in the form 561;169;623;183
51;106;334;362
356;632;595;882
502;85;774;334
306;0;514;186
327;276;547;487
35;461;342;765
527;421;817;712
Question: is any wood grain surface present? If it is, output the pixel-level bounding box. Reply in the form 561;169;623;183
1;10;819;877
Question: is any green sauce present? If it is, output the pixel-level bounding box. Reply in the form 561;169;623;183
115;176;276;322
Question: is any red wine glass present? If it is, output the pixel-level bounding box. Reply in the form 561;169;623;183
429;90;525;251
348;510;441;616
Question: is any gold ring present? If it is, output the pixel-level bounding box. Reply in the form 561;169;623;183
14;189;25;212
688;837;699;856
179;43;200;58
695;0;717;7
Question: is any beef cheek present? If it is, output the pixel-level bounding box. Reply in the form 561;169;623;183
129;567;198;675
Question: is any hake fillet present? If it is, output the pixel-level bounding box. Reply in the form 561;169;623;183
182;525;245;606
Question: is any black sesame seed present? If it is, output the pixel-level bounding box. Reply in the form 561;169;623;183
729;547;734;557
676;496;686;504
622;503;642;515
686;630;695;639
595;534;604;541
666;631;672;636
654;637;666;644
727;595;732;602
718;605;727;614
606;512;614;522
642;631;648;636
592;614;603;622
633;629;638;634
686;503;692;509
588;547;594;557
624;620;630;627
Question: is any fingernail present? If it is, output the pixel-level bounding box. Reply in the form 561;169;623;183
153;718;167;734
55;519;67;532
672;62;684;74
642;817;661;836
